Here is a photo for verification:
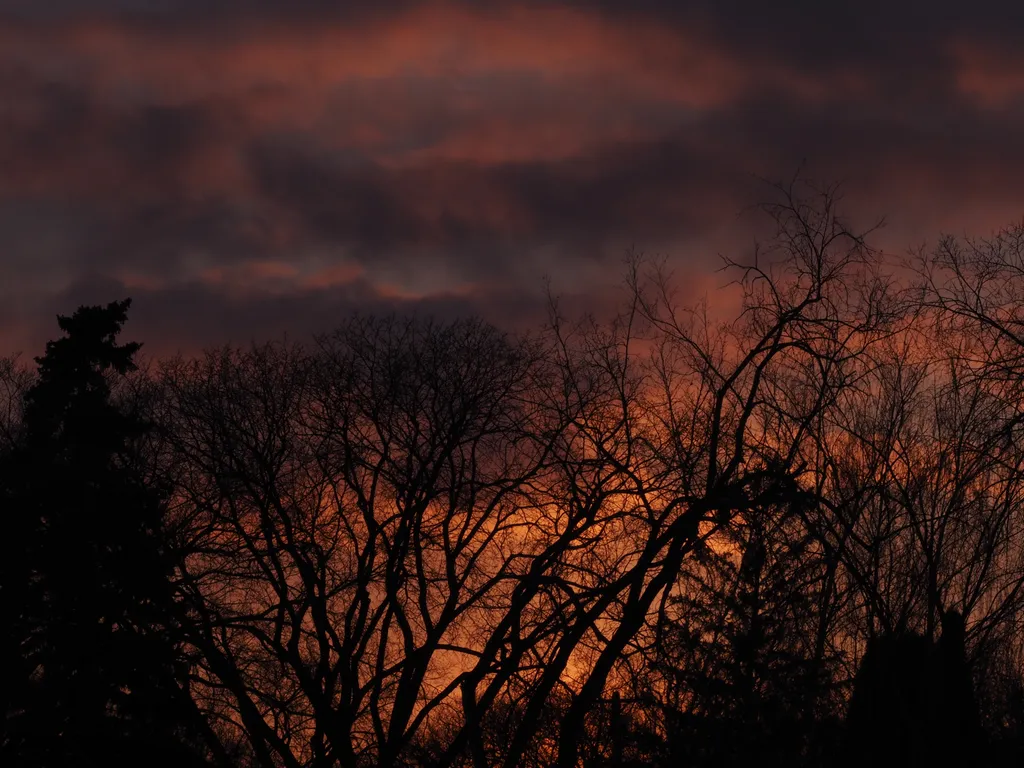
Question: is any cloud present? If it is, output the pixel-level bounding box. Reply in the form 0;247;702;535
3;1;1024;355
18;269;595;360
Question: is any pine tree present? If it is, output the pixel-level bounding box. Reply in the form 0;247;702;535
656;502;836;766
1;300;207;766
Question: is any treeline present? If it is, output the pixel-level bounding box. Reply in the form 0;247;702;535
5;183;1024;766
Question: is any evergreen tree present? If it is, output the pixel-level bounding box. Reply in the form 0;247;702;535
0;300;207;767
655;501;837;767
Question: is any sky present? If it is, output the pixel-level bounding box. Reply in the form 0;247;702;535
3;0;1024;356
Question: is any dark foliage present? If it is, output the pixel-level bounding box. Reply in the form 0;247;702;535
844;610;982;768
0;300;208;767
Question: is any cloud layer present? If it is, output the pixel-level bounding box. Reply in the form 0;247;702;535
4;1;1024;355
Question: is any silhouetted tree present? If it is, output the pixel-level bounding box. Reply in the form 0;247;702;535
0;356;29;450
158;318;566;768
147;180;896;768
844;609;981;768
0;300;209;766
11;181;1024;768
652;498;840;767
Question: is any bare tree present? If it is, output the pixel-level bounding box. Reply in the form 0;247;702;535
0;356;30;451
141;181;1024;767
905;224;1024;734
524;179;899;767
155;317;575;768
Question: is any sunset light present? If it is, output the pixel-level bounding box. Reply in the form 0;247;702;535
3;3;1024;767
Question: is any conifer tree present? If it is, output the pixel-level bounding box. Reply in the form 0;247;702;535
1;300;207;766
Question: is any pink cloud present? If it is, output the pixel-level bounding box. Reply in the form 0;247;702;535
951;40;1024;107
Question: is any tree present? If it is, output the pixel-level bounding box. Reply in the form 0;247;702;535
158;317;564;768
148;182;902;768
651;496;840;767
844;610;981;768
0;300;209;766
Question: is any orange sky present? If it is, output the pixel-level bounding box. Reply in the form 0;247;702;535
2;1;1024;356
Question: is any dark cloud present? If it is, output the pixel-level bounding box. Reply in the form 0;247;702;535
245;133;734;252
22;271;568;360
3;1;1024;355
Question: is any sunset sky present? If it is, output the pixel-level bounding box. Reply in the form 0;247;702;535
4;1;1024;356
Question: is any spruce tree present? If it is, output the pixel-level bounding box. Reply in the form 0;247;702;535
1;300;206;766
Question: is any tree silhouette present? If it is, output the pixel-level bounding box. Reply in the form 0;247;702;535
844;609;981;768
652;498;840;767
0;300;208;766
8;185;1024;766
